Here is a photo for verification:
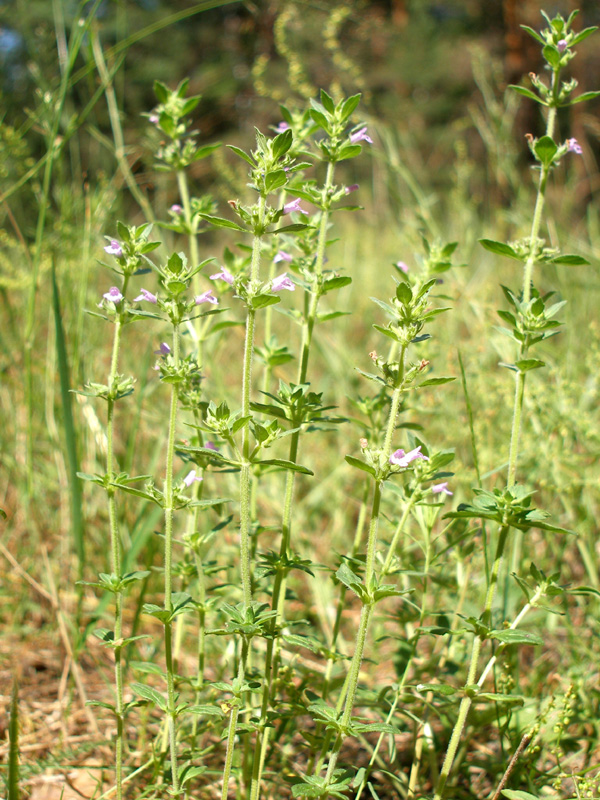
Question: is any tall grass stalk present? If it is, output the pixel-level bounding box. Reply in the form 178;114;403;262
24;0;103;495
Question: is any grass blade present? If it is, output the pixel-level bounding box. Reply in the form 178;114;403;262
52;264;85;586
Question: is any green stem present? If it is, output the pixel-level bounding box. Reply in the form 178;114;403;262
434;74;560;798
105;274;130;800
249;162;337;799
222;196;266;796
355;520;434;800
163;323;181;796
319;359;406;787
177;169;203;356
221;640;249;800
433;525;508;800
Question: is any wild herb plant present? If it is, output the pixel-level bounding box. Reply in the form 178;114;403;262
69;9;599;800
433;10;596;798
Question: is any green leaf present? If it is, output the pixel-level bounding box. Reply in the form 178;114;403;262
514;359;545;373
265;169;288;194
271;223;310;233
520;25;545;44
549;254;589;265
345;455;376;477
336;562;365;598
502;792;540;800
533;135;558;166
200;214;247;232
570;26;598;46
322;276;352;293
509;85;546;104
310;108;330;131
489;629;544;646
416;682;457;696
339;93;362;120
479;239;520;260
193;143;221;161
272;128;293;159
131;683;168;711
186;704;223;716
569;90;600;105
227;145;255;166
542;44;560;68
417;376;456;388
320;89;335;114
336;144;362;161
153;80;169;103
479;692;525;706
258;459;314;475
251;294;281;310
395;282;412;304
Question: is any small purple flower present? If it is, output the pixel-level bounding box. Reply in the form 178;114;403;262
396;261;409;274
170;204;183;214
274;250;293;263
557;39;568;52
183;469;203;487
275;121;290;133
210;266;235;285
149;114;159;124
345;184;359;195
389;446;429;468
154;342;171;356
133;288;157;304
432;482;453;496
104;240;123;257
271;273;295;292
195;290;219;305
103;286;123;304
205;441;219;452
350;127;373;145
283;198;308;215
566;137;583;154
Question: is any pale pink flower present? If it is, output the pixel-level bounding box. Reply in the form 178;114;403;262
103;286;123;304
396;261;409;274
345;184;359;195
566;138;582;154
210;267;235;285
183;469;203;487
271;273;295;292
154;342;171;356
283;198;308;215
432;482;453;496
134;288;157;304
350;127;373;145
205;441;219;452
274;250;293;263
149;114;159;124
104;240;123;257
557;39;568;52
195;290;219;305
275;122;289;133
389;446;429;467
170;204;183;214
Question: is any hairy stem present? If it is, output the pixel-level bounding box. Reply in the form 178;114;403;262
163;323;181;795
249;161;337;800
